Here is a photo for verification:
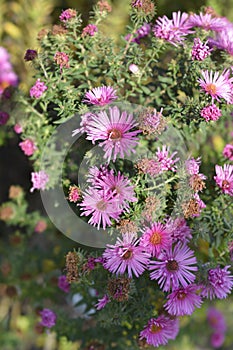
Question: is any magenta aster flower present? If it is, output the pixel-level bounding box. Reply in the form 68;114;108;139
103;233;151;278
58;275;70;293
19;139;37;156
156;145;179;172
30;79;47;99
149;243;197;292
200;104;222;122
185;157;201;175
95;294;110;310
191;38;212;61
201;265;233;299
14;124;23;134
153;11;192;46
198;70;233;103
209;29;233;55
59;8;77;22
188;12;228;32
140;222;172;257
82;24;98;37
139;315;179;347
40;308;56;328
210;333;225;348
30;170;49;192
86;164;109;187
79;188;121;230
165;217;192;243
214;164;233;196
223;144;233;161
164;284;203;316
0;111;10;125
86;106;141;162
207;307;227;333
83;86;117;106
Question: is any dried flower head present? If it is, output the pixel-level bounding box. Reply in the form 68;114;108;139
182;197;200;218
117;219;138;234
65;251;79;283
51;25;68;36
107;277;131;302
9;185;23;199
138;107;166;135
97;1;112;13
189;174;206;192
132;0;155;14
0;206;14;221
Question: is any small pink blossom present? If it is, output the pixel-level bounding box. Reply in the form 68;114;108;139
223;144;233;161
34;220;47;233
58;275;70;293
30;170;49;192
156;145;179;172
200;104;222;121
214;164;233;196
30;79;47;99
82;24;98;37
95;294;110;310
191;37;212;61
19;139;37;156
129;64;139;74
59;9;77;22
14;124;23;134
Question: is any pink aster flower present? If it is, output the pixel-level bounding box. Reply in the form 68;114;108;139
200;104;222;121
140;222;172;257
79;188;121;230
139;315;179;347
0;46;18;95
149;243;197;292
165;217;192;243
103;232;151;278
86;164;109;187
34;220;47;233
191;37;212;61
86;106;141;162
223;144;233;161
153;11;193;46
59;8;77;22
95;294;110;310
58;275;70;293
83;86;117;106
30;170;49;192
14;124;23;134
72;112;96;136
68;185;81;203
164;284;203;316
19;139;37;156
201;265;233;299
156;145;179;172
30;79;47;99
188;12;228;32
39;308;56;328
210;332;225;348
214;164;233;196
82;24;98;37
207;307;227;333
198;70;233;104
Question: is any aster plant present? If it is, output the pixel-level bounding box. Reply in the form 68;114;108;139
1;0;233;349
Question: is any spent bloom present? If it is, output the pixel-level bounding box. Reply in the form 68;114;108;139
164;284;203;316
58;275;70;293
200;104;222;122
149;243;197;291
214;164;233;196
85;106;141;162
82;24;98;36
59;8;77;22
103;233;151;278
139;315;179;347
30;170;49;192
198;70;233;103
83;86;117;106
95;294;110;310
68;185;81;203
30;79;47;99
24;49;38;61
223;144;233;161
40;308;56;328
140;222;172;257
138;107;165;135
191;38;212;61
54;51;69;70
201;265;233;299
19;139;37;156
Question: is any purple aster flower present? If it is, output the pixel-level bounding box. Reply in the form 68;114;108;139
188;12;228;32
210;333;225;348
86;106;141;162
0;111;10;125
83;86;117;106
165;217;192;243
156;145;179;172
185;157;201;175
198;70;233;104
40;308;56;328
200;104;222;122
86;164;109;187
201;265;233;299
72;112;96;136
103;232;151;278
139;315;179;347
79;188;121;230
19;139;37;156
149;243;198;292
164;284;203;316
58;275;70;293
209;28;233;55
191;38;212;61
59;8;77;22
95;294;110;310
223;144;233;161
30;170;49;192
140;222;172;257
153;11;193;46
133;23;151;43
214;164;233;196
30;79;47;98
207;307;227;333
82;24;98;37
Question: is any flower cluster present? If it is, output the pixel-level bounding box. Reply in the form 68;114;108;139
0;46;18;95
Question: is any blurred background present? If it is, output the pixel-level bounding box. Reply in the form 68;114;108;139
1;1;233;349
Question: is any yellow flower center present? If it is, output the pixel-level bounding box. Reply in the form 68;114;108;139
150;324;162;333
206;83;217;95
109;128;122;141
149;231;162;245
